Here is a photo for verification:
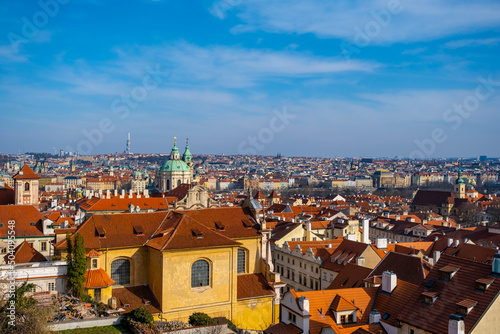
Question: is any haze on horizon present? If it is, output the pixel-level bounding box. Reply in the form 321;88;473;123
1;0;500;158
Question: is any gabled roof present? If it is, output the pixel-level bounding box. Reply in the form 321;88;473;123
166;183;192;201
411;190;455;206
12;165;40;180
112;285;162;314
330;294;357;312
4;241;47;263
0;205;43;238
270;221;302;242
327;263;372;289
397;254;500;334
373;279;419;328
78;195;171;212
84;268;115;288
368;252;428;286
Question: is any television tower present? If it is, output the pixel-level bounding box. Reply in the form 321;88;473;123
125;131;131;154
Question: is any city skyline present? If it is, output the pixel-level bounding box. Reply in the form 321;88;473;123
1;1;500;157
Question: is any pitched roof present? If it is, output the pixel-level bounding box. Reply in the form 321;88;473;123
321;240;372;273
84;268;115;288
78;195;171;212
411;190;455;206
270;221;302;242
12;165;40;180
166;183;192;201
4;241;47;263
373;279;419;328
397;254;500;334
368;252;428;286
327;263;372;289
0;205;43;238
237;273;275;300
112;285;162;314
264;323;302;334
330;294;357;312
0;187;15;205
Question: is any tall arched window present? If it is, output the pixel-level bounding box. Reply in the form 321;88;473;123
166;179;170;190
177;179;181;187
111;259;130;285
25;182;30;191
191;259;210;287
237;248;247;273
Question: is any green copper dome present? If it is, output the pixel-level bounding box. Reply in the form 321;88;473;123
160;159;191;172
183;139;192;162
134;170;141;177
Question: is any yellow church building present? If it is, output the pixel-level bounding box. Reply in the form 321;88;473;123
55;207;280;330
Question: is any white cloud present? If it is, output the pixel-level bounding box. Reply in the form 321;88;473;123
444;38;500;49
230;0;500;45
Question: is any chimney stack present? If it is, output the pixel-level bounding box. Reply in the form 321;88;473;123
492;253;500;275
447;238;453;247
382;271;397;293
448;314;465;334
362;219;370;244
376;238;387;250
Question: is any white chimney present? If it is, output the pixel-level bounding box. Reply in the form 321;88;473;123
129;203;135;213
297;296;309;313
98;189;102;196
454;239;460;248
121;189;125;198
369;310;381;324
362;219;370;244
129;189;133;197
356;257;365;266
448;315;465;334
106;189;110;199
395;215;400;221
144;189;149;198
114;189;118;197
382;271;397;293
447;238;453;247
347;234;357;241
306;220;311;232
433;250;441;265
137;190;141;199
376;238;387;250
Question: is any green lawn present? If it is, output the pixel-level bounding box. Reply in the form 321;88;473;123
57;324;129;334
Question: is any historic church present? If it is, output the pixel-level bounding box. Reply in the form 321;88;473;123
156;138;218;210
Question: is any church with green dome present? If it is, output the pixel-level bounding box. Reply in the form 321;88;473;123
158;138;193;192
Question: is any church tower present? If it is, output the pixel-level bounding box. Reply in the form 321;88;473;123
158;137;193;192
454;168;466;199
13;165;40;206
182;138;193;172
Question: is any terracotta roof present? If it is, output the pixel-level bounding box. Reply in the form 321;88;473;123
0;205;43;238
373;279;419;328
84;268;115;288
289;288;380;334
0;187;15;205
327;263;372;289
368;252;427;286
330;294;357;312
112;285;162;314
85;249;101;257
166;183;192;201
12;165;40;180
270;222;302;242
442;242;497;264
3;241;47;263
78;195;170;212
264;322;302;334
411;190;455;206
397;254;500;334
237;273;275;300
321;240;372;273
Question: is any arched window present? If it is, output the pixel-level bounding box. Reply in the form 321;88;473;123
177;179;181;187
237;248;247;273
25;182;30;191
191;259;210;287
111;259;130;285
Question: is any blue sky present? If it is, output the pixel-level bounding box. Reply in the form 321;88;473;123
1;0;500;158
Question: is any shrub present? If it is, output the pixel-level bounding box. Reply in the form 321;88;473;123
189;312;214;326
128;306;154;324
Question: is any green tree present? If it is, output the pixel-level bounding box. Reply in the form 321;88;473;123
66;233;87;297
128;306;154;325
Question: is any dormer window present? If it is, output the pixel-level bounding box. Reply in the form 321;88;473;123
92;259;98;269
96;226;106;238
438;265;460;282
133;225;144;236
192;229;203;238
421;291;439;305
475;278;494;292
456;299;477;316
215;221;225;230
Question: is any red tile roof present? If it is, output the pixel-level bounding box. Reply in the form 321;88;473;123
327;263;372;289
0;205;43;238
112;285;162;314
368;252;428;286
3;241;47;263
78;195;171;212
397;254;500;334
84;268;115;288
372;279;419;328
264;322;302;334
12;165;40;180
237;273;275;300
